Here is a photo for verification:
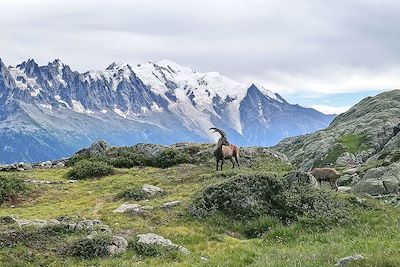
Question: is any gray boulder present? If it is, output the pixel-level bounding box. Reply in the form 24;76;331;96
108;236;128;255
161;200;182;210
336;152;357;166
285;171;319;188
353;163;400;195
142;184;164;196
113;203;151;216
136;233;190;254
75;219;112;234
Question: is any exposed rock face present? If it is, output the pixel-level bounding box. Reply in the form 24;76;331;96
353;163;400;195
336;152;358;166
240;147;288;162
136;233;190;254
275;90;400;171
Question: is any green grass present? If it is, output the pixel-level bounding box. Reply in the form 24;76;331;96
0;156;399;266
315;134;370;167
339;134;369;154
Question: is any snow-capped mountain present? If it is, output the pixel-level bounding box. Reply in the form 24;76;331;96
0;58;334;163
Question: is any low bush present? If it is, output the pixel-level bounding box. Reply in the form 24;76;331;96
152;149;192;168
68;160;114;180
117;187;148;201
190;174;351;230
0;224;71;249
0;174;27;205
189;174;287;220
70;234;112;259
130;240;179;258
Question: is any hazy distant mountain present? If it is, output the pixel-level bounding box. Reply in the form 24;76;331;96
0;58;334;163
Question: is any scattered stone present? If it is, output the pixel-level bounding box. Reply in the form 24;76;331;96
108;236;128;255
200;256;209;261
161;200;182;209
142;184;164;196
335;254;364;266
136;233;190;254
337;186;352;193
285;171;319;188
75;219;111;234
113;203;151;216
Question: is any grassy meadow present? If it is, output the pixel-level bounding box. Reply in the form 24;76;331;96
0;154;399;267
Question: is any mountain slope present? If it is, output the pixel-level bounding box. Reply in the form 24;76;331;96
0;58;334;163
274;90;400;170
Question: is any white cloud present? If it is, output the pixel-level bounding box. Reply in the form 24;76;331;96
1;0;400;98
311;105;351;115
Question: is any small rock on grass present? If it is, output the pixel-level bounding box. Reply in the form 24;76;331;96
161;200;182;209
113;203;151;216
335;254;364;266
136;233;190;254
108;236;128;255
142;184;164;196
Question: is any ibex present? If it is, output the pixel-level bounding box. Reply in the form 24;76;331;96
210;127;240;171
310;167;340;191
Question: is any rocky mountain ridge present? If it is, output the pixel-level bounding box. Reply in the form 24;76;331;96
0;58;334;163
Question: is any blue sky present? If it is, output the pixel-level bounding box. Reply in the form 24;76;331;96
283;89;385;114
0;0;399;114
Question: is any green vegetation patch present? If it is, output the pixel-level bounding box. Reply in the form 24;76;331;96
339;134;369;154
68;160;114;180
0;174;27;205
70;234;112;259
190;174;351;230
315;134;370;167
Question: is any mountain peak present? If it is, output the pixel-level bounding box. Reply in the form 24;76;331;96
156;59;194;74
106;61;131;71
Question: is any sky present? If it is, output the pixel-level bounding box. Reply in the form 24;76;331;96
0;0;398;114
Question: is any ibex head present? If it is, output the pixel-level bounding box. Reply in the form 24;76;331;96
210;127;229;146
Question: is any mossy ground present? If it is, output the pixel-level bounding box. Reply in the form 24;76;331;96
0;156;400;266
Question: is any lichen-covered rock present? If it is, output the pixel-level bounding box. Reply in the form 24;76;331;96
161;200;182;209
142;184;164;196
336;152;357;166
335;254;364;266
136;233;189;254
75;219;112;234
113;203;151;216
108;236;128;255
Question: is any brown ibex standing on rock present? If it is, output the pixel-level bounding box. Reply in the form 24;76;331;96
210;127;240;171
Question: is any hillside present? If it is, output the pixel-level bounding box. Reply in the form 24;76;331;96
274;89;400;196
1;143;400;266
0;58;334;163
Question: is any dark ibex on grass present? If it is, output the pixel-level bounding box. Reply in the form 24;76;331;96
210;127;240;171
